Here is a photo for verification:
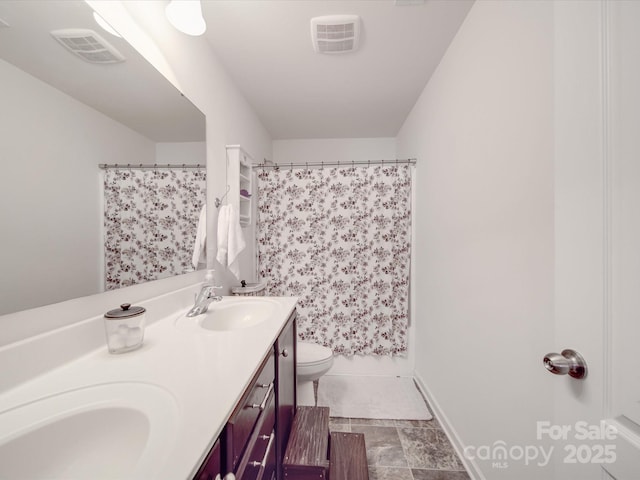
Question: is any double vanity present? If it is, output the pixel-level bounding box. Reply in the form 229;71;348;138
0;282;297;479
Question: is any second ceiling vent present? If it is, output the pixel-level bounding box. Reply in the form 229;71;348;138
310;15;361;54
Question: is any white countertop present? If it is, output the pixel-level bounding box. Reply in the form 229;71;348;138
0;293;297;479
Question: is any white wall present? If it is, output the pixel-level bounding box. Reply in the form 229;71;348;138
155;141;206;165
0;58;155;315
272;137;415;377
273;137;396;165
396;2;555;478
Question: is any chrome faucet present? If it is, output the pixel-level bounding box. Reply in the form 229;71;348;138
186;284;223;317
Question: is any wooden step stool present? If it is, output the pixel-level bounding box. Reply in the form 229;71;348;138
329;431;369;480
283;406;330;479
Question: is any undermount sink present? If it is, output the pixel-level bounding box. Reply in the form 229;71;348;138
200;299;276;331
0;383;179;479
177;298;277;332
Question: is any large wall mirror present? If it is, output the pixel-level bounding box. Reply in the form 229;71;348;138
0;1;206;316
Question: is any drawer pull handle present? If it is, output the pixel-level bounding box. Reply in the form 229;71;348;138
250;432;275;469
261;432;275;467
251;382;274;410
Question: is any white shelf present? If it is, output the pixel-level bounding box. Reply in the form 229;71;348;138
226;145;254;227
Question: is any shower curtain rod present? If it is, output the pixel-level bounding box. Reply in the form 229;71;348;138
98;163;205;170
254;158;417;169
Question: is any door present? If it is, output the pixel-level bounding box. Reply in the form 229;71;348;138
554;2;640;479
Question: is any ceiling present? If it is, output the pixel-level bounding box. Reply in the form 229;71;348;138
0;0;204;142
0;0;472;142
201;0;473;140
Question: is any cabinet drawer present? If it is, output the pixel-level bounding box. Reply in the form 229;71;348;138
225;354;275;472
241;398;276;480
240;430;275;480
241;392;275;480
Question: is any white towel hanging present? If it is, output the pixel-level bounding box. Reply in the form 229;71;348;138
216;204;246;279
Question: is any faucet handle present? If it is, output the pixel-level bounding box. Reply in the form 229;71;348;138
203;284;223;298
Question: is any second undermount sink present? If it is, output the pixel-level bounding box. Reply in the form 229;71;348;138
0;383;179;479
199;298;276;331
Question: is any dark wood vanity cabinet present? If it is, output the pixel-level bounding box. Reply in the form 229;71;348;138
275;312;296;480
194;438;221;480
194;310;296;480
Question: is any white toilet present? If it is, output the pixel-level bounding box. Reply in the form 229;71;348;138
296;341;334;406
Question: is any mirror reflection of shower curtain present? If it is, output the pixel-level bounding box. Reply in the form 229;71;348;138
103;168;206;290
257;165;411;356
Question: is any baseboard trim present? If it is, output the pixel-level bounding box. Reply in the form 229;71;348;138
413;372;486;480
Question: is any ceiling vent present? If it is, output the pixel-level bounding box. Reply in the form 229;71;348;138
310;15;360;54
51;29;125;64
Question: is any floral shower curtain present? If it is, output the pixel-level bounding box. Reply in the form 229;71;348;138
104;168;206;290
257;165;411;356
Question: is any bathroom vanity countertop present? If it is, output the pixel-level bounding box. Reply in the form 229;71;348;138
0;294;297;479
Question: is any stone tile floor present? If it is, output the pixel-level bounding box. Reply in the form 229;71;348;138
329;415;471;480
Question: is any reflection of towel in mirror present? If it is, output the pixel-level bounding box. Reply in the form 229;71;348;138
191;204;207;269
216;204;246;279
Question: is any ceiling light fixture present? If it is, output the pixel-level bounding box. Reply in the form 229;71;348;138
165;0;207;36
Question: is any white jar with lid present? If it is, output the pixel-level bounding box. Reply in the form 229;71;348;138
103;303;146;354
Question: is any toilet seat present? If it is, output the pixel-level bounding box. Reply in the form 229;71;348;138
297;341;333;365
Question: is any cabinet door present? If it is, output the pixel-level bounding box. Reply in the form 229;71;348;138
274;311;296;480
